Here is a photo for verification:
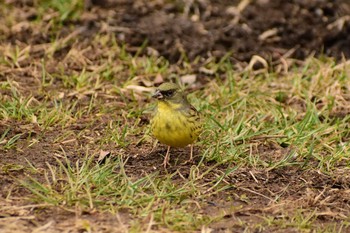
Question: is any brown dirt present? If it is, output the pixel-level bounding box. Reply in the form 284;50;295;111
1;0;350;232
90;0;350;62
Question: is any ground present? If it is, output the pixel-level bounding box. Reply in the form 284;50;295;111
1;0;350;232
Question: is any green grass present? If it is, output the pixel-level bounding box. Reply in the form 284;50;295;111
6;54;349;231
21;154;230;231
199;58;350;172
3;50;350;231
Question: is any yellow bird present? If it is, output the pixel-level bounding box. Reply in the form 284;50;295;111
150;82;202;168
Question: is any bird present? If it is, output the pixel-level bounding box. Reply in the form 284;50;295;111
150;82;202;168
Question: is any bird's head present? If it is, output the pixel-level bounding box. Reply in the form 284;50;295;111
152;82;184;103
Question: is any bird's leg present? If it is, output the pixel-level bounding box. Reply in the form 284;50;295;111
190;144;194;161
163;146;171;168
182;144;194;165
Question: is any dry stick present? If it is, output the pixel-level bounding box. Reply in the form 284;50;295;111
233;134;288;143
32;221;54;233
250;135;288;140
0;215;35;220
238;187;276;203
0;203;52;211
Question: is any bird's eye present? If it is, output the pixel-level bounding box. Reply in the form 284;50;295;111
162;89;175;97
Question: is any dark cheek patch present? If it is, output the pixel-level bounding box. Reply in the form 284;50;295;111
165;122;171;130
162;90;175;97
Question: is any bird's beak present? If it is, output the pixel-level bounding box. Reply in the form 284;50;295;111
152;89;163;99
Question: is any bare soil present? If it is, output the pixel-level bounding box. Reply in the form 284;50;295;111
90;0;350;62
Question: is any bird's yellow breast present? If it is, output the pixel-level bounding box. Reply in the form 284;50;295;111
151;101;200;148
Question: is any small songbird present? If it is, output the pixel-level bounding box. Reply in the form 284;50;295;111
150;82;202;168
